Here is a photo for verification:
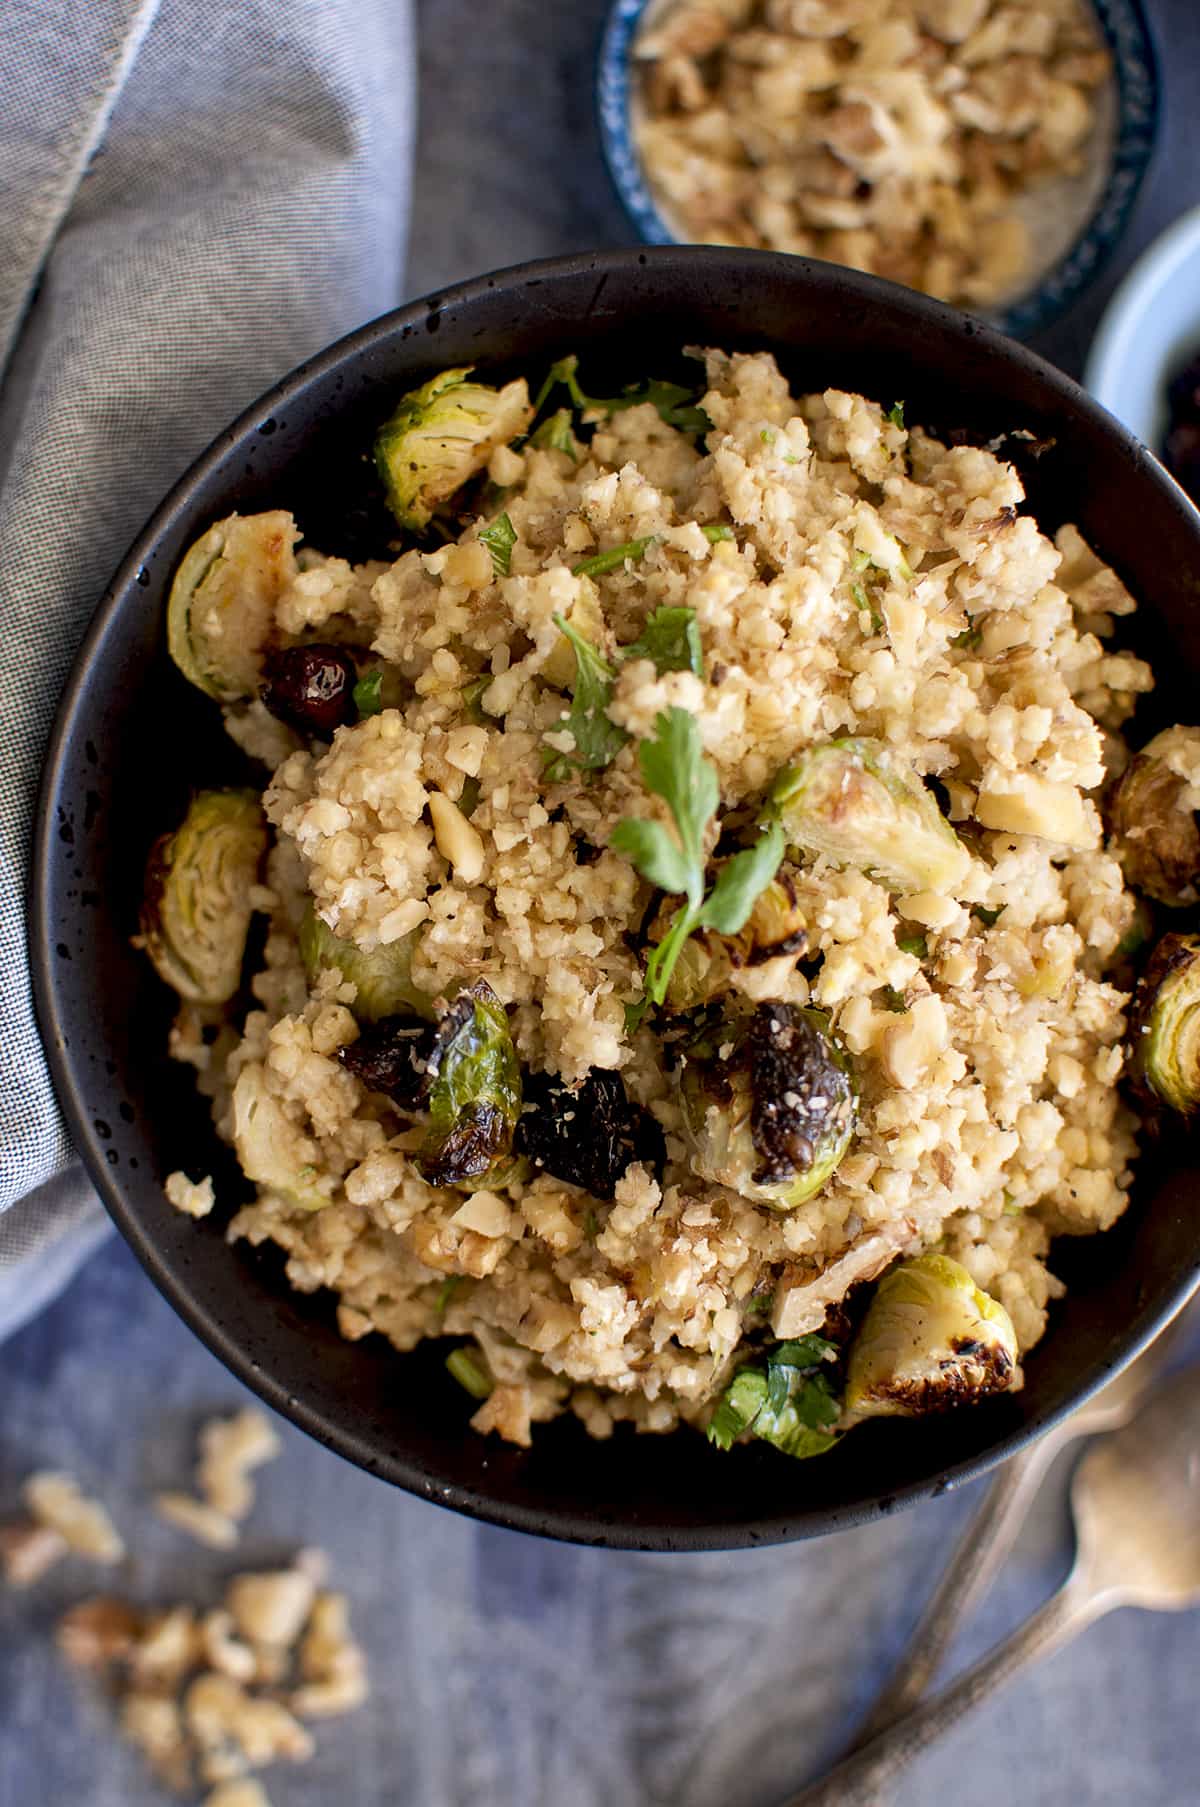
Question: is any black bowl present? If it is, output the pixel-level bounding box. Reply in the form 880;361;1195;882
31;248;1200;1550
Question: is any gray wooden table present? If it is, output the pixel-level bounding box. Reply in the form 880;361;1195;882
5;1;1200;1801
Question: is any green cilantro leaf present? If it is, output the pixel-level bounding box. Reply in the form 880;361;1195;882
353;671;384;717
707;1337;841;1459
887;401;906;430
479;512;517;577
635;707;717;892
707;1369;768;1451
532;354;711;436
896;931;928;960
702;523;734;543
621;604;703;677
543;614;629;781
971;903;1003;927
572;536;656;579
435;1274;462;1316
951;625;983;650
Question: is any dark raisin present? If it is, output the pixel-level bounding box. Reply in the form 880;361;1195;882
338;1015;437;1108
261;643;360;737
515;1068;665;1200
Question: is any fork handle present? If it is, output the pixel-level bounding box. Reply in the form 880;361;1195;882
854;1436;1056;1743
777;1572;1105;1807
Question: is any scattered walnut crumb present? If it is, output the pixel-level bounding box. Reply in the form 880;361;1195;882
227;1568;316;1652
23;1471;124;1562
201;1609;258;1684
291;1592;369;1717
205;1783;273;1807
186;1672;314;1773
198;1410;281;1520
155;1492;240;1550
0;1517;68;1587
57;1596;145;1668
164;1169;216;1218
120;1690;193;1793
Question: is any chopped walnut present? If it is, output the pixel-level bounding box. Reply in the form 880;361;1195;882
57;1596;145;1668
155;1492;240;1550
201;1610;258;1685
121;1691;193;1793
23;1471;124;1562
205;1784;273;1807
185;1673;315;1770
291;1593;369;1718
470;1382;535;1448
131;1606;203;1691
197;1410;281;1520
226;1568;315;1652
0;1517;68;1587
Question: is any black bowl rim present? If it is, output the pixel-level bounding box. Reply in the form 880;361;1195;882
29;245;1200;1549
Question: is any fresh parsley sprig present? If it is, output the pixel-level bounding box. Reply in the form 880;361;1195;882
532;354;711;436
572;536;656;579
621;605;703;677
353;670;384;717
611;707;785;1026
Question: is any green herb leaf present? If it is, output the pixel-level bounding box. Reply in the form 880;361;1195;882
530;408;580;459
697;821;785;935
353;671;384;717
460;675;491;723
702;523;734;543
479;512;517;577
584;1207;599;1241
882;986;908;1013
533;355;711;435
896;931;928;960
887;401;906;430
571;536;656;579
951;625;982;651
612;708;782;1018
542;614;628;780
436;1275;462;1316
621;604;703;677
971;903;1002;927
851;580;884;635
746;1291;774;1318
707;1369;768;1451
760;427;777;446
446;1345;492;1400
707;1338;841;1460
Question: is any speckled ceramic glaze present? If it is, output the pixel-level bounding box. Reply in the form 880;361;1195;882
31;249;1200;1548
597;0;1160;341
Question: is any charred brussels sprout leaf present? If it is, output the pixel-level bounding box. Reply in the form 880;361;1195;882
678;1002;856;1210
167;511;299;700
374;367;534;531
771;738;969;894
1108;726;1200;907
418;982;522;1188
260;643;359;738
515;1068;665;1200
299;907;434;1023
708;1334;841;1459
140;790;267;1004
1129;932;1200;1115
844;1253;1020;1419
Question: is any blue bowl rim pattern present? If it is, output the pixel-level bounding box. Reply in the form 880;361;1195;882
597;0;1161;342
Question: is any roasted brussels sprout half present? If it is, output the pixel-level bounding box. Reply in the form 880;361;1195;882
1128;932;1200;1115
374;367;534;530
230;1065;331;1212
678;1002;856;1210
299;907;433;1023
844;1253;1020;1418
771;738;969;894
167;511;299;700
1108;726;1200;907
339;982;522;1189
648;873;807;1013
515;1067;665;1200
139;790;267;1004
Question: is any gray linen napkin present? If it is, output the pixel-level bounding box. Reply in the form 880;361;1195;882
0;0;415;1337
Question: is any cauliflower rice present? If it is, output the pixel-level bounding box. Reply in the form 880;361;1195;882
157;348;1159;1452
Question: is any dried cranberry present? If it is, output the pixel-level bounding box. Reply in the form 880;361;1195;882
260;643;359;737
337;1016;436;1109
515;1068;665;1200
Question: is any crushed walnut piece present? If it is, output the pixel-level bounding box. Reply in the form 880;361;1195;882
23;1471;125;1563
58;1554;368;1797
155;1407;281;1549
0;1517;69;1587
633;0;1111;308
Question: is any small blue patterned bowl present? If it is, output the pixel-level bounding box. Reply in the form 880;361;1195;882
598;0;1160;341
